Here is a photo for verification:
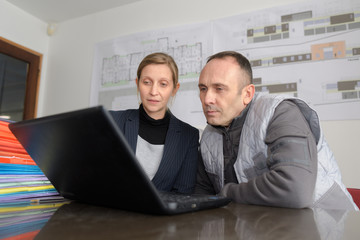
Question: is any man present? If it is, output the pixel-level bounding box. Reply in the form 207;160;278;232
195;51;358;210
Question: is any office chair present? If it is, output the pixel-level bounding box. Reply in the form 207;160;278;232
347;188;360;208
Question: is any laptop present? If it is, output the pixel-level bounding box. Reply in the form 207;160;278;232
9;106;231;215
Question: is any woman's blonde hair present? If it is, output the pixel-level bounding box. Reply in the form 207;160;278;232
136;52;179;89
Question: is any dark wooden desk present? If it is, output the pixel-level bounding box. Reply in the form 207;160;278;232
33;202;359;240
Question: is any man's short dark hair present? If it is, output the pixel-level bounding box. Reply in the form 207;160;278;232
207;51;253;85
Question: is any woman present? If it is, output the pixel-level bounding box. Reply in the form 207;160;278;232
110;52;199;194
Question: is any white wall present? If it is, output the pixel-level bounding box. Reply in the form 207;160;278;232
321;121;360;189
0;0;49;118
1;0;359;188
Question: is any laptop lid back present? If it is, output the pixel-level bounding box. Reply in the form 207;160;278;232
9;106;168;214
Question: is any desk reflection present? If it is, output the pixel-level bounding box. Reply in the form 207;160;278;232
34;202;358;240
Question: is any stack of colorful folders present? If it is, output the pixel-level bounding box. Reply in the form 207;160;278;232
0;119;67;239
0;119;60;203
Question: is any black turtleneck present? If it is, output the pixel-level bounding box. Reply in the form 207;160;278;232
213;102;251;184
138;104;170;145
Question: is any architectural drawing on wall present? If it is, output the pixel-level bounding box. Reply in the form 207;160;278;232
323;79;360;103
253;77;298;97
311;41;346;61
90;22;212;127
100;38;203;89
213;0;360;121
91;0;360;126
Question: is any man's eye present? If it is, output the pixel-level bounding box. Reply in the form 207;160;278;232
199;87;207;92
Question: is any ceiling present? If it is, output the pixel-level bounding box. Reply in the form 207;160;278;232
6;0;144;23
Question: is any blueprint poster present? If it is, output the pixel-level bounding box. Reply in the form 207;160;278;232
91;0;360;128
91;22;211;128
213;0;360;122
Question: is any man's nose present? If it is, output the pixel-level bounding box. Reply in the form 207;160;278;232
203;90;215;105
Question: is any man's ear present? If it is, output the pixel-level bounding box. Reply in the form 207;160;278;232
243;84;255;105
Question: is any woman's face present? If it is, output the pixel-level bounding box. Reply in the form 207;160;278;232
137;64;179;120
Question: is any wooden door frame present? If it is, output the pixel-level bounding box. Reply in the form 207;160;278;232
0;37;42;120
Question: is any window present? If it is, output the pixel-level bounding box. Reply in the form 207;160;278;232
0;37;41;121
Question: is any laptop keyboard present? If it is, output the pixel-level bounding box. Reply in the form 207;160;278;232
159;192;228;210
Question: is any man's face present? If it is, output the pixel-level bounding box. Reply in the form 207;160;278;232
198;57;249;127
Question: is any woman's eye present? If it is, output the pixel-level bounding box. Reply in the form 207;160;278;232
160;82;168;87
